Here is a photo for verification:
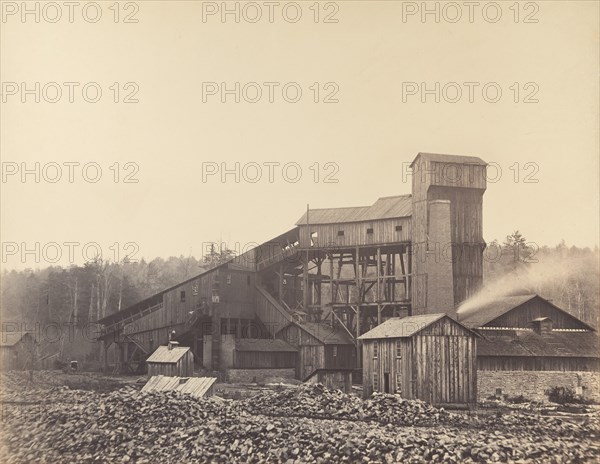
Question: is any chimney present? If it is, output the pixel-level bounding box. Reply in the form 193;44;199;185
425;200;455;317
532;318;552;335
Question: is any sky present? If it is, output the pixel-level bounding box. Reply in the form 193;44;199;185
1;0;599;270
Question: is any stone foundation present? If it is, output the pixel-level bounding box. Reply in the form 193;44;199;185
227;368;295;384
477;370;600;403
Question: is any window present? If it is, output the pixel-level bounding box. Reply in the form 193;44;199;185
180;291;186;302
373;373;379;391
373;341;378;358
333;346;338;357
366;228;374;234
311;231;319;247
226;274;232;285
396;340;402;358
395;225;403;231
337;230;345;236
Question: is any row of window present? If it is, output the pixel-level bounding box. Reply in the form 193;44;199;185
335;225;403;237
179;275;252;302
372;340;403;358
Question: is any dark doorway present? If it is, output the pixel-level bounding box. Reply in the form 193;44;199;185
384;373;390;393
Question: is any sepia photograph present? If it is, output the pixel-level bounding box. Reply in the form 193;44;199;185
0;1;599;462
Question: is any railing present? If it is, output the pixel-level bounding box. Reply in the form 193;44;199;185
256;244;301;271
100;302;164;337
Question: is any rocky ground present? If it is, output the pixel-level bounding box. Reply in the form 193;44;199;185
0;372;598;463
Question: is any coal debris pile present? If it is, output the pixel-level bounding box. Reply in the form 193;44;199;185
1;382;599;463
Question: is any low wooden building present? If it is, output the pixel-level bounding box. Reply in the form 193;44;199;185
146;342;194;378
358;314;478;405
277;321;355;380
233;339;297;369
459;293;599;402
0;332;36;371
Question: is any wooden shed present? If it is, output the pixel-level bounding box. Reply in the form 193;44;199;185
277;322;356;380
358;314;478;405
0;332;36;371
146;342;194;378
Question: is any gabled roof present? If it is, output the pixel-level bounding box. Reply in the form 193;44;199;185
459;294;537;328
235;339;297;352
410;152;487;167
142;375;216;398
478;331;599;358
295;194;412;225
358;314;472;340
459;294;595;330
146;346;190;364
0;332;35;347
282;322;354;345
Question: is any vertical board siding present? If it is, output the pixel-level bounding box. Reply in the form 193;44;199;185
362;317;477;404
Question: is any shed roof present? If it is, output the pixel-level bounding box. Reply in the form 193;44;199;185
0;332;34;347
410;152;487;167
146;345;191;364
282;322;354;345
235;339;297;352
295;194;412;225
141;375;216;398
478;331;599;358
358;314;472;340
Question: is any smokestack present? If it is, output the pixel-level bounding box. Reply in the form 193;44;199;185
425;200;455;317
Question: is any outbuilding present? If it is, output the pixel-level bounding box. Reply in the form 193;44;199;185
146;341;194;378
0;332;36;371
277;321;356;381
358;314;478;405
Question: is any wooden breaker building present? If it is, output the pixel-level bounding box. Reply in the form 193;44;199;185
97;152;490;385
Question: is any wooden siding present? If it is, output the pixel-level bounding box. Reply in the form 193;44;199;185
487;298;593;330
115;266;256;353
233;350;296;369
479;356;600;372
362;317;477;404
278;325;356;379
411;156;486;312
147;350;194;378
299;217;411;248
0;334;36;371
